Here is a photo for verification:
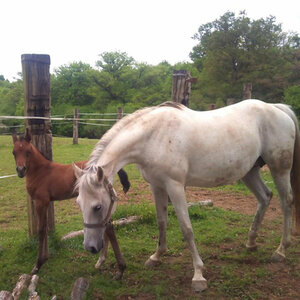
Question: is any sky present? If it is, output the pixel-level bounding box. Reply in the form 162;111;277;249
1;0;300;82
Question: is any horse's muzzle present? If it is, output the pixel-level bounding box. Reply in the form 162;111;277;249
16;166;27;178
84;239;103;254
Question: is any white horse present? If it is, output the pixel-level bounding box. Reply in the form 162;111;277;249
73;99;300;291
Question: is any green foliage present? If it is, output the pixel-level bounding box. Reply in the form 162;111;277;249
284;85;300;116
190;11;300;104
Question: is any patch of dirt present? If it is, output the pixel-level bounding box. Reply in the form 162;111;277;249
113;182;299;299
117;182;282;221
186;187;282;221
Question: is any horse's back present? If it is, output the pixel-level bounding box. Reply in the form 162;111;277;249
136;100;296;187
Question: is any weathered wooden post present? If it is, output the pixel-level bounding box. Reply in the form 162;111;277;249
117;107;123;121
21;54;55;236
73;108;79;144
243;83;252;100
172;70;191;107
172;70;197;107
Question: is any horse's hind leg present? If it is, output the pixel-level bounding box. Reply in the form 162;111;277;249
166;180;207;292
269;170;293;261
145;185;168;267
242;166;273;250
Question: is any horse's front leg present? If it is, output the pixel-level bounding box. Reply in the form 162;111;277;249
166;180;207;292
105;220;126;280
145;185;168;267
31;199;50;274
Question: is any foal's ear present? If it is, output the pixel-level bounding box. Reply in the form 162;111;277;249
72;162;84;179
12;131;18;143
25;128;32;142
97;166;104;182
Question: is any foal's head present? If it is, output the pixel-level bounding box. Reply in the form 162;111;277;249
12;129;33;178
73;164;117;254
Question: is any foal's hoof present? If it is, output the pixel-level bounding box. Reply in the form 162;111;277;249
145;258;161;268
246;243;258;252
192;278;207;292
95;260;105;270
271;251;286;263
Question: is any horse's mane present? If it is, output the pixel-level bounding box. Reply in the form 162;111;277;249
86;101;184;170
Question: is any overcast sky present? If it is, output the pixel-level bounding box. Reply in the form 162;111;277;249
1;0;300;81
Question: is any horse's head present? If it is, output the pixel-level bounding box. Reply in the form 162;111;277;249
73;164;117;254
12;129;32;178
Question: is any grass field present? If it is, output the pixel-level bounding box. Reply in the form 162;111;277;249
0;135;299;299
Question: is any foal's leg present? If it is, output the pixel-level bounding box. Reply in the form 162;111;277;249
242;166;273;250
32;199;50;274
166;180;207;292
269;170;293;261
105;221;126;280
145;185;168;267
95;232;109;269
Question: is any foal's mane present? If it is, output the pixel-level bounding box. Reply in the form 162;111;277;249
86;101;184;170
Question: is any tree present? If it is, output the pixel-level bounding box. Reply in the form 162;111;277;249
190;11;300;103
51;62;94;108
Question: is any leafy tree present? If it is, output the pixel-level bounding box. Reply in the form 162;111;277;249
51;62;94;108
284;85;300;116
190;11;300;103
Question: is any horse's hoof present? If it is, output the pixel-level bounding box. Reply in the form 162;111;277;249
192;278;207;292
95;261;104;270
144;258;161;268
271;252;286;262
246;243;258;251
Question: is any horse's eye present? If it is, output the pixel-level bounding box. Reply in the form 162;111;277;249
94;205;102;212
12;151;16;157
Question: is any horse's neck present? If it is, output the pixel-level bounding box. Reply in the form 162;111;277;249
98;132;143;180
27;146;51;174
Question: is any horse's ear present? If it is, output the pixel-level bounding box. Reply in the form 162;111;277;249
12;131;18;143
25;128;32;142
72;162;83;179
97;166;104;182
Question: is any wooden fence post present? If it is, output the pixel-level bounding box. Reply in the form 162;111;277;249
171;70;191;107
243;83;252;100
117;107;123;121
73;108;78;144
21;54;55;236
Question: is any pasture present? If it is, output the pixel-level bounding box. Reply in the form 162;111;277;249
0;135;300;299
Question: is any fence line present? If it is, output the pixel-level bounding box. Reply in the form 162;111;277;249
0;116;118;122
0;174;17;179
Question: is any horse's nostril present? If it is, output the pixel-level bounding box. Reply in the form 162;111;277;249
90;247;98;254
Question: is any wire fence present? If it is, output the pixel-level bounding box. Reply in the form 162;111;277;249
0;112;126;179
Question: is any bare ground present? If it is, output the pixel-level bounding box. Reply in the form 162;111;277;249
115;183;300;299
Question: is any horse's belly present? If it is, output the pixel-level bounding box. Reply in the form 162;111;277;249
186;156;254;187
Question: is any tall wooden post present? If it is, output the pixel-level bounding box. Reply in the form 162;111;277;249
73;108;79;144
243;83;252;100
171;70;191;107
21;54;55;237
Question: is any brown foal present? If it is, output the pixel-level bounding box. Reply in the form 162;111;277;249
12;129;128;278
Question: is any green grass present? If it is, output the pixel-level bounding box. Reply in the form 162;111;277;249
0;135;299;299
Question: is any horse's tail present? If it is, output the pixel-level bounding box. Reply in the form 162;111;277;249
117;168;131;193
273;103;300;234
